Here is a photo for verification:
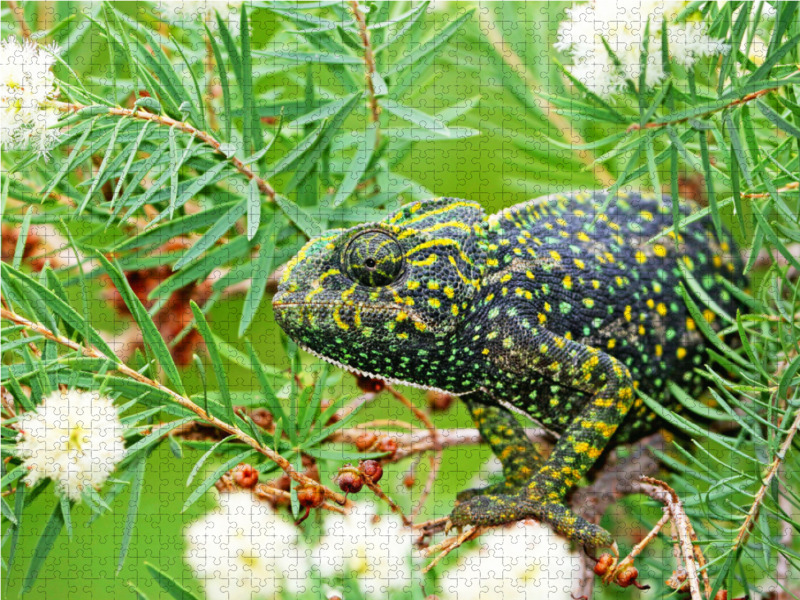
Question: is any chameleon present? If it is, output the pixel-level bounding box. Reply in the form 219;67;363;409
272;190;745;549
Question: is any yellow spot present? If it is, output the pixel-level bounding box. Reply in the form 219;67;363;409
318;268;341;283
482;348;490;355
646;298;655;309
573;442;589;453
638;324;646;335
540;344;549;354
607;339;616;349
563;275;572;290
656;303;668;316
655;344;663;357
577;231;589;242
444;286;455;299
333;307;349;331
428;298;441;309
487;258;499;267
500;273;512;283
451;304;459;316
592;279;600;289
427;281;439;290
635;250;647;264
538;313;547;324
574;258;585;269
564;331;573;341
414;321;427;332
549;250;562;261
686;317;696;331
409;254;437;267
713;256;723;268
583;298;595;308
594;397;614;408
406;280;420;290
526;270;535;280
640;210;653;221
683;255;695;270
544;302;552;312
721;241;730;251
654;244;667;257
587;447;602;459
397;332;409;340
703;309;716;323
624;305;632;322
485;293;495;303
677;347;687;359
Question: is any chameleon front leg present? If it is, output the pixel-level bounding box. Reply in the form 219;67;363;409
456;396;544;502
449;334;635;548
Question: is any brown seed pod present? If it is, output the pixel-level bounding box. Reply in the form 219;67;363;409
427;390;454;413
403;473;416;488
359;460;383;483
375;436;398;459
250;408;273;429
355;432;378;451
616;567;643;589
232;464;259;489
335;466;364;495
355;374;385;393
714;592;727;600
593;553;615;577
297;485;324;509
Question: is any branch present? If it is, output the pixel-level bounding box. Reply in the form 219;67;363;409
350;1;381;132
626;73;800;132
0;306;346;506
7;0;31;39
51;101;276;200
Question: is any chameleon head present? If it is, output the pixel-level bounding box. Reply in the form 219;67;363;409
272;199;487;383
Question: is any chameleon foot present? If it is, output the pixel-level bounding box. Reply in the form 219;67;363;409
450;492;615;549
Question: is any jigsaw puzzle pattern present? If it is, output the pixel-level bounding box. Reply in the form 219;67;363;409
1;2;797;600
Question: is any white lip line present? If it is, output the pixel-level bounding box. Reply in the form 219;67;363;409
297;342;470;396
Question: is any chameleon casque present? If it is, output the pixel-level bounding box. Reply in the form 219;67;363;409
272;190;745;549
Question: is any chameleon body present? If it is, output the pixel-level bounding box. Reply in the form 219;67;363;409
273;191;745;547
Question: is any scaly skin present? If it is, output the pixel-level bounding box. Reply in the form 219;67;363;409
273;191;745;548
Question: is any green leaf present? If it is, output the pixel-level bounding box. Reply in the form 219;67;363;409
284;93;363;194
246;179;261;241
274;194;322;238
12;207;33;271
263;119;327;179
239;219;279;337
94;254;185;395
746;32;800;85
382;100;449;136
21;502;65;595
245;339;287;427
255;49;363;64
203;20;232;140
757;99;800;140
1;495;17;525
60;496;72;540
241;5;262;155
1;263;119;361
173;200;247;270
190;301;234;424
182;449;256;513
145;563;202;600
111;121;151;208
332;122;377;209
117;452;146;573
186;435;237;487
42;119;95;200
145;161;230;229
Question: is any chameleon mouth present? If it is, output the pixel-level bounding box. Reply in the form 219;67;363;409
296;341;462;396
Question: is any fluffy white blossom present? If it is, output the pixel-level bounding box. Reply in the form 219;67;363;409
555;1;730;97
15;389;126;502
309;500;418;596
0;36;62;158
156;0;243;35
437;519;582;599
185;491;304;600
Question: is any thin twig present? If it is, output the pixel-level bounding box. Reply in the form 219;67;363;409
254;483;347;515
0;306;346;506
626;72;800;132
7;0;31;39
51;101;276;199
350;1;380;135
741;181;799;198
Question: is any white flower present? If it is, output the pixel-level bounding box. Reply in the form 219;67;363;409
555;1;729;97
15;389;126;502
0;36;62;158
437;520;582;599
185;491;304;600
156;0;243;35
310;500;418;596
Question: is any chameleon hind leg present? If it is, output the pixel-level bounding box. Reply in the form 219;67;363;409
448;335;635;549
455;397;544;502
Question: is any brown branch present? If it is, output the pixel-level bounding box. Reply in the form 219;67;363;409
7;0;31;39
0;306;346;506
350;1;380;132
51;101;276;200
741;181;799;198
626;73;799;133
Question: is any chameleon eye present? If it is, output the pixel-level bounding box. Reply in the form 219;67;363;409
344;231;404;287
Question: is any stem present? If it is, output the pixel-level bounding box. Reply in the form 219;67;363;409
350;1;381;143
0;306;346;506
7;0;31;39
51;101;276;200
626;74;799;132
